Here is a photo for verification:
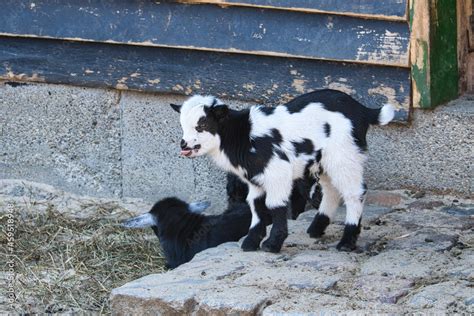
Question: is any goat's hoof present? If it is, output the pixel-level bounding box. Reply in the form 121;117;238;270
307;228;325;238
261;239;283;253
241;236;260;252
336;239;357;252
307;214;330;238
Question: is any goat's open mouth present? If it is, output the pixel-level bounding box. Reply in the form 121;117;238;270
180;146;200;157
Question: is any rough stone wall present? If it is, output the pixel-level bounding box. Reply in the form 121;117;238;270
1;82;472;214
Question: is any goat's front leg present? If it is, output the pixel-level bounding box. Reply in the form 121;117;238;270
261;165;293;253
241;185;266;251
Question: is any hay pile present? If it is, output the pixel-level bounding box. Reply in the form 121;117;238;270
0;203;166;314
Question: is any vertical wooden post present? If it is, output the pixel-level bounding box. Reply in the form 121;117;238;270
410;0;459;108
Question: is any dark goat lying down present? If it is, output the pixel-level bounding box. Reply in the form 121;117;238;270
123;196;251;269
123;174;320;269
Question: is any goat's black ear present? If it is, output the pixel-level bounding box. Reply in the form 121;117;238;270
211;104;229;121
170;103;182;113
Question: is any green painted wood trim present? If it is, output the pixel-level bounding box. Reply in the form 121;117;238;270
429;0;459;107
410;0;459;109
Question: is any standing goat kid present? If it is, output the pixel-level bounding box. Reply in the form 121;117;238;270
171;89;394;253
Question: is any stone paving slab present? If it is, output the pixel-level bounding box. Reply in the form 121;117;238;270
111;190;474;315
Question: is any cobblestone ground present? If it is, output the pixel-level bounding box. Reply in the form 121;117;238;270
0;180;472;314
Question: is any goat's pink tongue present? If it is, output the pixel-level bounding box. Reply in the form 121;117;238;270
180;149;192;157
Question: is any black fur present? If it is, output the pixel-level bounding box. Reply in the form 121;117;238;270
337;219;362;252
259;106;275;116
215;110;287;181
196;116;218;134
170;103;181;113
306;213;330;238
142;197;251;269
241;196;271;251
226;173;321;220
275;148;289;161
324;123;331;137
315;150;322;163
292;138;315;156
261;206;288;253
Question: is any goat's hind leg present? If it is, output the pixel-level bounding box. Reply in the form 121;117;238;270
336;182;366;251
318;143;367;251
327;164;366;251
307;175;340;238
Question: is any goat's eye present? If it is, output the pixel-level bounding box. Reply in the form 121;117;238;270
195;124;206;132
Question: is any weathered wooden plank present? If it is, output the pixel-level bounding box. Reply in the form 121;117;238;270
429;0;458;106
457;0;472;93
177;0;408;20
0;0;410;67
0;37;410;121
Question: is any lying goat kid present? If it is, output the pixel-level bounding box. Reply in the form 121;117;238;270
122;198;250;269
171;89;394;253
122;174;318;268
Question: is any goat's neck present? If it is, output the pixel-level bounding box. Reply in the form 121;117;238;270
209;109;252;172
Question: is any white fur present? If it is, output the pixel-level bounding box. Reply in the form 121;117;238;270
378;103;395;125
179;95;223;157
246;184;264;228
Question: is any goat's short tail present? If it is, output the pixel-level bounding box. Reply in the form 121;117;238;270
367;104;395;125
378;104;395;125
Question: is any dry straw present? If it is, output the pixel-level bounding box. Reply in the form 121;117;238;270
0;203;166;314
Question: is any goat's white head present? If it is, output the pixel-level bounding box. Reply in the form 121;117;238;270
171;95;228;158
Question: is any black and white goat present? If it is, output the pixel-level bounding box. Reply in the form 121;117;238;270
122;174;318;269
171;89;394;253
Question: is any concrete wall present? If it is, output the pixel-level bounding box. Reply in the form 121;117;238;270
1;82;472;212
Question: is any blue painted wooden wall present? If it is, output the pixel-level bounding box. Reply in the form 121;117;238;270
0;0;411;120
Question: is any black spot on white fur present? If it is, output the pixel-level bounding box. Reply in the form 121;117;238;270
292;138;315;156
275;148;289;161
259;106;275;116
284;89;384;151
315;150;322;163
196;116;218;135
324;123;331;137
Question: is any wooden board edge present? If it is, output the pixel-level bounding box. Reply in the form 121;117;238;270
0;33;410;68
0;36;411;120
174;0;408;22
457;0;472;93
410;0;431;108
